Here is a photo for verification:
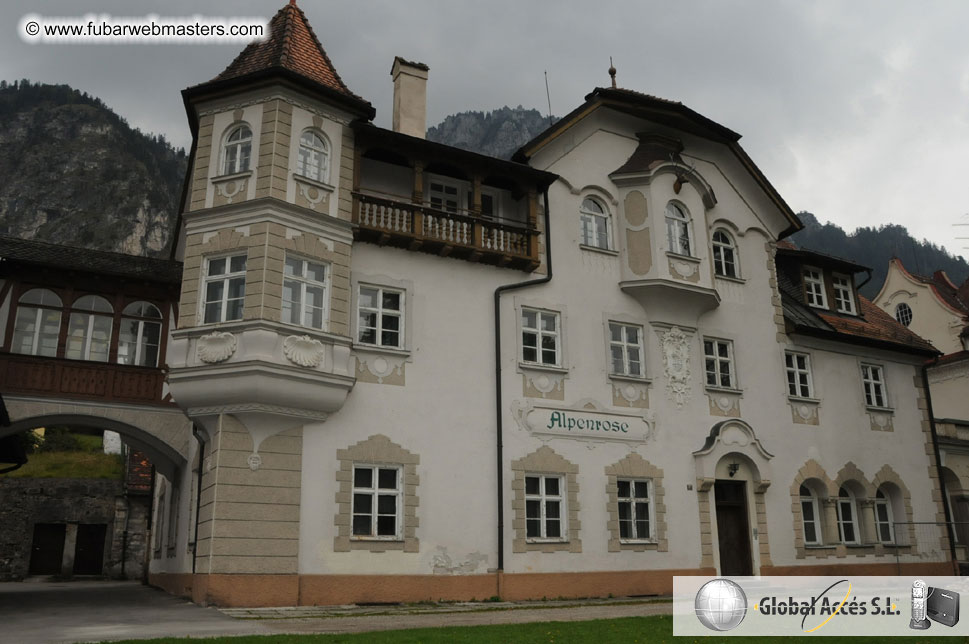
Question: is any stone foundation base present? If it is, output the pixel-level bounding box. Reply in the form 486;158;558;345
150;560;958;607
150;567;714;607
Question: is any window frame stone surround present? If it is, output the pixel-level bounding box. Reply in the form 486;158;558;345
511;446;581;553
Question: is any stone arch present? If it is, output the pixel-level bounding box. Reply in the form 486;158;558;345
648;162;717;209
693;420;773;569
872;464;917;548
790;459;835;558
1;398;191;481
832;462;874;498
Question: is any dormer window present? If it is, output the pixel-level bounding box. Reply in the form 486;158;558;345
832;274;855;314
297;130;330;183
222;124;252;175
803;268;827;308
665;203;692;256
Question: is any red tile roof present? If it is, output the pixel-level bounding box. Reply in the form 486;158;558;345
816;296;938;354
213;2;362;102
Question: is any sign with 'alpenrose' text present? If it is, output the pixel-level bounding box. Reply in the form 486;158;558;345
513;400;651;443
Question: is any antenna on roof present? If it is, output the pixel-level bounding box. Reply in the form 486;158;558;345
544;71;553;127
609;57;617;88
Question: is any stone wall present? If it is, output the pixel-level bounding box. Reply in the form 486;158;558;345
0;478;148;581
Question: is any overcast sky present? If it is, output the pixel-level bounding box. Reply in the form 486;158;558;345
3;0;968;257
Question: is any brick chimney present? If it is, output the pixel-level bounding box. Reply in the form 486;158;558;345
391;56;429;139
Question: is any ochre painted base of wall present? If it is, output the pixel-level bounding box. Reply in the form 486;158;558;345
150;567;714;607
762;561;958;576
151;561;957;607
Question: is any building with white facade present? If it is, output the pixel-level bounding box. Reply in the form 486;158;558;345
55;2;951;606
874;259;969;564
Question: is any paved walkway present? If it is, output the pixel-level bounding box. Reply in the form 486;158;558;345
0;578;672;643
227;598;673;635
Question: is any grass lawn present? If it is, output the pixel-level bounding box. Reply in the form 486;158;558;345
5;450;123;479
100;615;965;643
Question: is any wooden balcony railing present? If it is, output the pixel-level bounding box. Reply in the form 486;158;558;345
0;353;169;406
352;192;539;270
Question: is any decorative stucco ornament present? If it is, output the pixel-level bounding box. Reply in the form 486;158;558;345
283;335;325;368
196;331;237;363
661;326;692;408
671;259;698;278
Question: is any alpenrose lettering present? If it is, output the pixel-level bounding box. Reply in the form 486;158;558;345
546;411;629;433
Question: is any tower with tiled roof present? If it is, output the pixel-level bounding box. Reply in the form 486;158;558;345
165;1;372;589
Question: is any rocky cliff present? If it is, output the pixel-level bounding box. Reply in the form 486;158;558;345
0;81;187;257
426;106;554;160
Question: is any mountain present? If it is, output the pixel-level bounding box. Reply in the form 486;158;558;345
0;80;186;257
790;212;969;298
426;106;554;160
1;85;965;298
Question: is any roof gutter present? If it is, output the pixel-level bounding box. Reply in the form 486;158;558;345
494;189;553;578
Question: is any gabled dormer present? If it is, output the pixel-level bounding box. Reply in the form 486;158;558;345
775;245;868;317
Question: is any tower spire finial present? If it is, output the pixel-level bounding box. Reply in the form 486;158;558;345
608;57;617;89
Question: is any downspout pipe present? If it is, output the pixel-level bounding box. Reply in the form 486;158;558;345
494;189;553;576
191;424;205;574
922;360;958;571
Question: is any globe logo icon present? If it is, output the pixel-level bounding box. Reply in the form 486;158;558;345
694;578;748;631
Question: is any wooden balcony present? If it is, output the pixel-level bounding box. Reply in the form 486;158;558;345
352;192;540;271
0;353;169;406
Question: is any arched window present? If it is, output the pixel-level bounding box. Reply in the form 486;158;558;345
712;229;738;278
222;124;252;175
665;202;692;256
66;295;113;362
836;486;859;544
874;488;895;544
799;483;822;545
119;301;163;367
12;288;62;357
894;302;913;327
297;130;330;183
579;197;611;250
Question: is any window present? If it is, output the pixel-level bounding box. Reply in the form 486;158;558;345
522;308;560;366
467;188;498;219
712;230;737;278
837;487;859;544
608;322;644;377
785;351;813;398
874;488;895;544
297;130;329;183
703;338;735;389
357;285;403;348
861;364;887;408
832;274;855;314
283;256;328;330
617;478;652;541
118;301;162;367
579;197;610;250
351;464;401;539
221;124;252;175
11;288;62;357
894;302;913;327
665;203;692;256
799;484;822;546
525;474;565;541
202;254;247;324
803;268;827;308
65;295;113;362
428;179;461;213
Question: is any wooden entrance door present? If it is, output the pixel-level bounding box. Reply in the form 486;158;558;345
715;480;753;576
73;524;107;575
28;523;66;575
